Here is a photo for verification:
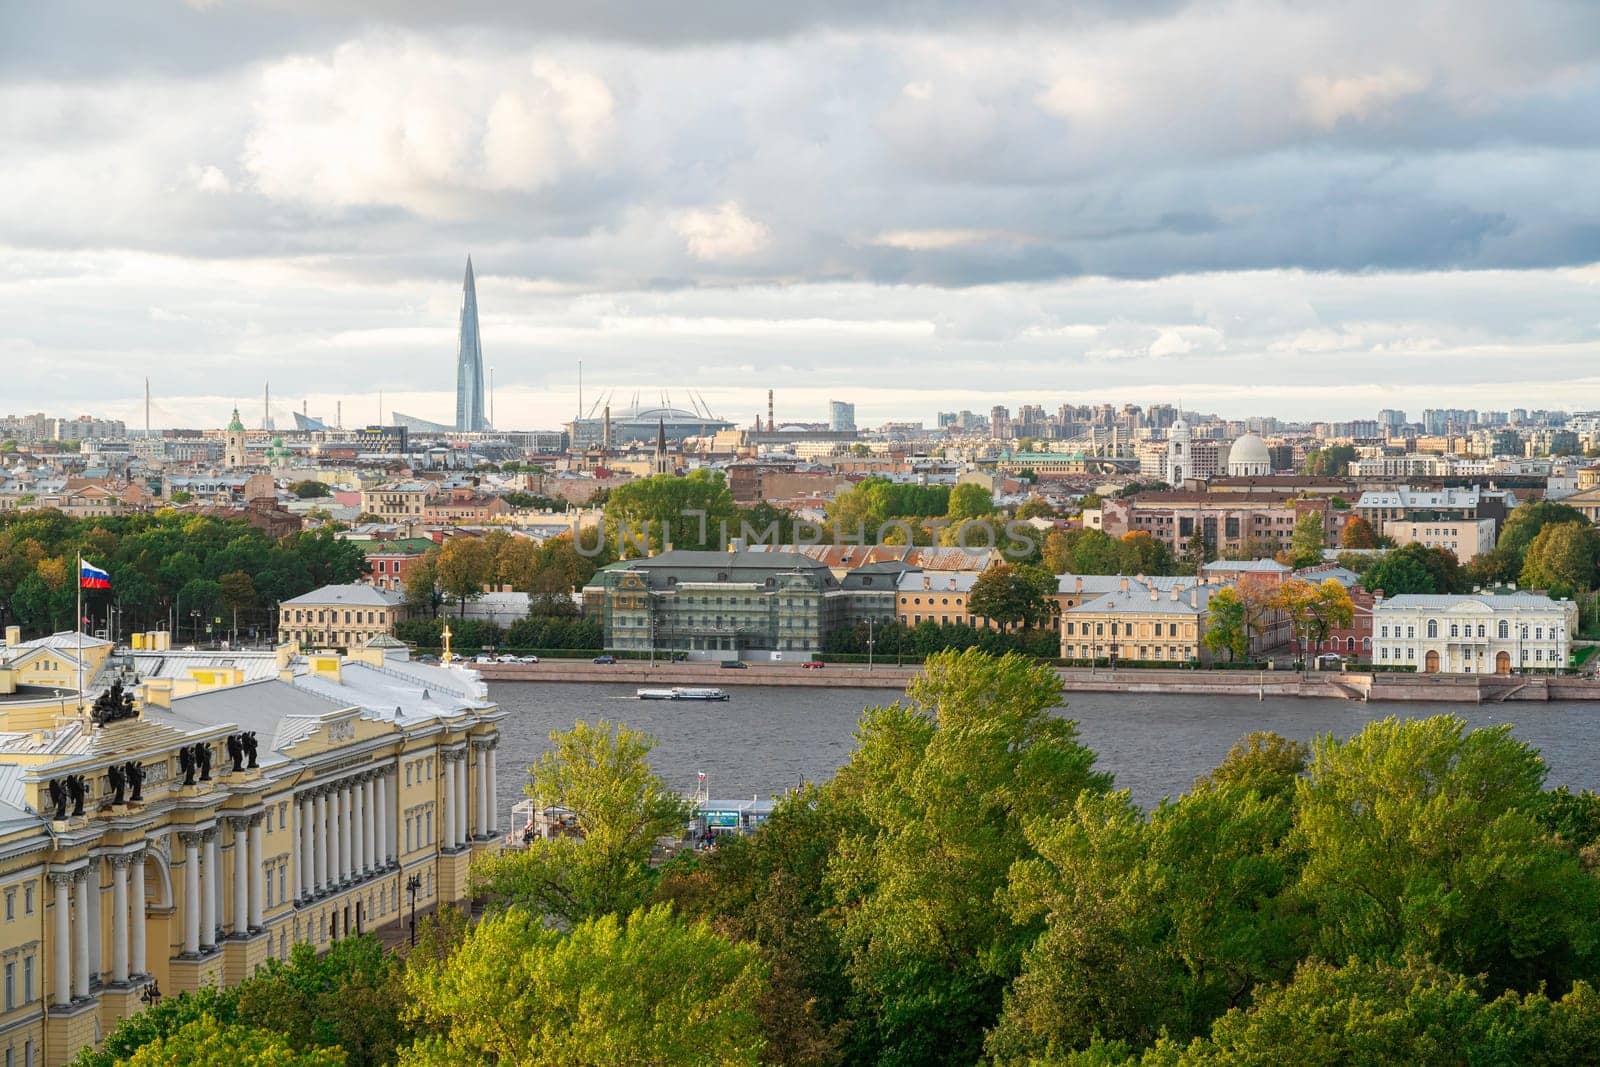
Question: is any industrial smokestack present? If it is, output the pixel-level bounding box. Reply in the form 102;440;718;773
768;389;774;432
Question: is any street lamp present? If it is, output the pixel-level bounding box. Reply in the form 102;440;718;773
406;874;422;946
866;616;874;672
140;979;162;1008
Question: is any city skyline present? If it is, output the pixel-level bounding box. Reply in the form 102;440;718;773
4;1;1600;428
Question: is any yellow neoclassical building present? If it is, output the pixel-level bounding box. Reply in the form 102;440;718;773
0;630;503;1065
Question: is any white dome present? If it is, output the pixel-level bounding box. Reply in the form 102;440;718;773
1227;433;1272;476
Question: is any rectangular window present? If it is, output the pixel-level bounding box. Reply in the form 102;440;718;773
18;888;27;917
279;866;287;903
5;889;13;921
23;957;32;1003
5;961;14;1010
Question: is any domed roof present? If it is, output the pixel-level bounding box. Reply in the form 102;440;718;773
1230;433;1271;466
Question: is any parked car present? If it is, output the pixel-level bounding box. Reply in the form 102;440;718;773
473;654;496;664
802;661;825;670
720;660;749;669
517;655;541;664
592;654;617;664
414;654;439;665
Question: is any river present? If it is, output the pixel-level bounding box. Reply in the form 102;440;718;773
487;682;1600;822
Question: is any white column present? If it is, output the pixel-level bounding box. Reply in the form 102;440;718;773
338;783;352;883
316;791;330;893
110;856;129;985
456;751;469;847
86;859;101;983
487;743;498;834
328;785;341;884
442;756;457;851
182;834;201;955
376;770;390;865
249;815;266;929
52;873;72;1006
232;818;250;936
201;830;218;949
352;780;365;876
130;852;147;977
362;776;376;873
300;796;315;898
72;871;89;1000
475;744;488;839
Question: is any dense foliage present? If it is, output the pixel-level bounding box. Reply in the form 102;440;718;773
823;618;1061;660
83;652;1600;1066
0;509;367;639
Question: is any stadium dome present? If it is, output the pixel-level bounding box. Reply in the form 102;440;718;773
1227;433;1273;477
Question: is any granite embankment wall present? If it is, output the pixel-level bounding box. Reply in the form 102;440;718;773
472;661;1600;702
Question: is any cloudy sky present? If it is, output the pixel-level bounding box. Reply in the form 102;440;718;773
3;0;1599;431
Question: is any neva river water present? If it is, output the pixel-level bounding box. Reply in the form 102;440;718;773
487;682;1600;825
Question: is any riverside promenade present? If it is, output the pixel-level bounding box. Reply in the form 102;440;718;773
471;660;1600;703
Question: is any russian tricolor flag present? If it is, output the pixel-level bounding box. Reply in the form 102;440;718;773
79;560;111;590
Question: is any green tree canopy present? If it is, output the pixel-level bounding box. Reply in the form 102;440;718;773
472;720;690;925
967;562;1058;630
1498;500;1592;561
402;904;767;1066
1519;520;1600;596
604;470;739;555
826;649;1111;1065
1293;716;1600;992
1288;511;1326;568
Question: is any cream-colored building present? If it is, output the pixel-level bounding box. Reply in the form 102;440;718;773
1061;581;1230;663
1382;518;1497;560
1373;592;1576;673
279;585;405;650
0;635;503;1064
359;482;433;522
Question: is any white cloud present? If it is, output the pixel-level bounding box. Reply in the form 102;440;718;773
672;201;771;260
1300;69;1428;128
242;41;615;215
192;164;232;193
873;228;1025;250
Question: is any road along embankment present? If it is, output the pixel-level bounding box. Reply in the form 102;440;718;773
471;661;1600;702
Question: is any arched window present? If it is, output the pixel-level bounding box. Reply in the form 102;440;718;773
1498;620;1509;639
1426;619;1438;639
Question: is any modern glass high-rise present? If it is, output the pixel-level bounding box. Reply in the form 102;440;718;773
829;400;856;432
455;257;488;431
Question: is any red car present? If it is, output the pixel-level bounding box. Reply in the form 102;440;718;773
802;661;825;670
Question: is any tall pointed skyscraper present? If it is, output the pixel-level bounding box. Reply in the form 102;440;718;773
455;257;488;431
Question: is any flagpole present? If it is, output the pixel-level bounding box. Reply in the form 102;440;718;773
76;555;84;716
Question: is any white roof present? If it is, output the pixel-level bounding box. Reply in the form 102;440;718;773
1356;487;1481;509
1376;592;1564;611
281;584;403;608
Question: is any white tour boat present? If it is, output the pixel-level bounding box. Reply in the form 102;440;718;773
636;686;731;701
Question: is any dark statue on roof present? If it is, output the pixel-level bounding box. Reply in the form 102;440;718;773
64;774;86;817
225;731;261;774
195;742;211;782
125;760;144;803
179;745;195;786
47;779;66;821
90;680;139;727
107;762;126;805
